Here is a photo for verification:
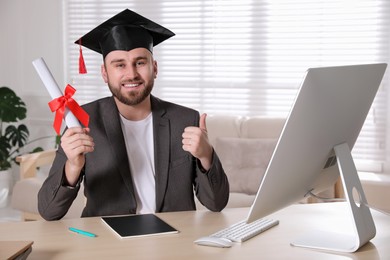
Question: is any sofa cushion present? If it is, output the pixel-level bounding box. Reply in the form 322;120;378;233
215;137;277;195
206;115;243;147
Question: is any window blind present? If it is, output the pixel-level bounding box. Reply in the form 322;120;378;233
63;0;390;172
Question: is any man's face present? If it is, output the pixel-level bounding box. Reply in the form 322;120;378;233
102;48;157;106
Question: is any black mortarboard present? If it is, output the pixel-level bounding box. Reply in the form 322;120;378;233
74;9;175;73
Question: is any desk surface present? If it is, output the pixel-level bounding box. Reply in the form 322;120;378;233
0;202;389;259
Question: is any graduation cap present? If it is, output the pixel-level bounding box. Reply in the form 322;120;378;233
75;9;175;74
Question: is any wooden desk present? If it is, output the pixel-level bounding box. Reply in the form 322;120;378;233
0;240;33;259
0;202;389;259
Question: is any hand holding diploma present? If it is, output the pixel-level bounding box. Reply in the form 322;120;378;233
62;127;94;186
33;57;93;186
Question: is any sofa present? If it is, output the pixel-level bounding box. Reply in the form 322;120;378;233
196;115;286;209
11;115;336;220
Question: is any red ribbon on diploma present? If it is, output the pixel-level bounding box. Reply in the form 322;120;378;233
48;84;89;135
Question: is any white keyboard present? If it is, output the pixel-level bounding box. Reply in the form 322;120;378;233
209;218;279;242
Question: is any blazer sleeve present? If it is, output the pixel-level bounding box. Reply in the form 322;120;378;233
37;148;82;221
194;149;230;212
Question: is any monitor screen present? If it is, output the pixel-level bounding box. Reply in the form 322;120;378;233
245;63;387;252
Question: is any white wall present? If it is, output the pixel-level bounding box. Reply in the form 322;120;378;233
0;0;64;149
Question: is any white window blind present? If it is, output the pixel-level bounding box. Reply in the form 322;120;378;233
63;0;390;172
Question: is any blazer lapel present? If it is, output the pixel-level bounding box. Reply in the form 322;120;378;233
151;96;170;212
101;97;137;204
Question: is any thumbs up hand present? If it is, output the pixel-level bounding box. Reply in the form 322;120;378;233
182;113;213;171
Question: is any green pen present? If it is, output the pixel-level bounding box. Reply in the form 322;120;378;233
69;227;97;237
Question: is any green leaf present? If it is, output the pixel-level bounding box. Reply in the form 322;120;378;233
0;160;11;171
32;147;44;153
0;136;11;162
0;86;27;123
5;124;29;148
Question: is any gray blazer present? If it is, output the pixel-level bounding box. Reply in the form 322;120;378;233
38;95;229;220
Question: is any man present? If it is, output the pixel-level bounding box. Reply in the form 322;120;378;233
38;9;229;220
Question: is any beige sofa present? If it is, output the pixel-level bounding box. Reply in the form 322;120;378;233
198;115;285;209
11;115;336;220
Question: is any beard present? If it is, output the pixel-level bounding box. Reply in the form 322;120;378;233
108;79;154;106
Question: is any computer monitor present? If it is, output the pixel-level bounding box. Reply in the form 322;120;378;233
246;63;387;252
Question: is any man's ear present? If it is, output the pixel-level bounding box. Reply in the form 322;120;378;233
101;64;108;83
153;60;158;79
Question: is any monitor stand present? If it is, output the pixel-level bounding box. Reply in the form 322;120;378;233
291;142;376;253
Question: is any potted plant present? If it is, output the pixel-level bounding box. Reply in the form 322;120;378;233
0;86;42;170
0;86;54;207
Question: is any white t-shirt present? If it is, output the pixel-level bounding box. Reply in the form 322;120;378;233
120;113;156;214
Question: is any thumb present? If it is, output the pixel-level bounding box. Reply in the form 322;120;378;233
199;113;207;131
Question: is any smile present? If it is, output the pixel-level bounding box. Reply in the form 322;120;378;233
123;83;142;88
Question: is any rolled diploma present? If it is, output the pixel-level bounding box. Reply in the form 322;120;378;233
32;57;81;128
